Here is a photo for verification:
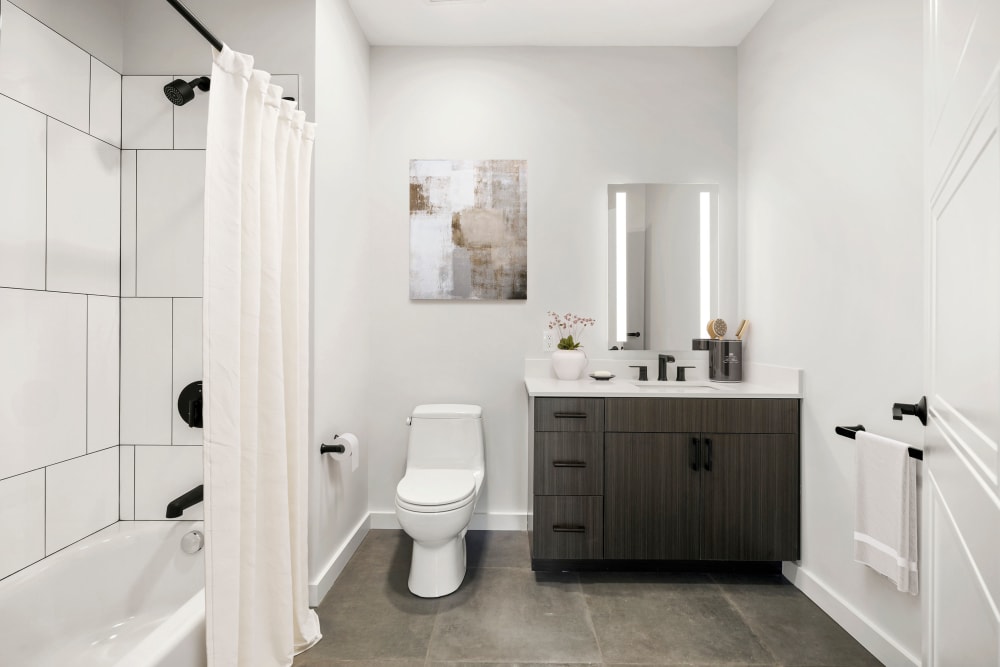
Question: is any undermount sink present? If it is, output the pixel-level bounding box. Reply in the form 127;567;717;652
630;381;723;393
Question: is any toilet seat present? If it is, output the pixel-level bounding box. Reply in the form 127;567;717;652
396;469;476;513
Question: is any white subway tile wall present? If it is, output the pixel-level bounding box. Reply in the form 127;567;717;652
121;149;138;297
0;3;90;132
0;95;46;290
0;289;87;480
119;446;135;521
172;298;204;446
45;447;119;554
133;446;204;521
121;76;174;150
0;471;45;578
87;295;120;452
46;118;121;295
120;298;173;445
171;74;210;150
89;58;122;147
135;150;205;297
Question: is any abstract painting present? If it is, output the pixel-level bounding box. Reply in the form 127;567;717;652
409;159;527;300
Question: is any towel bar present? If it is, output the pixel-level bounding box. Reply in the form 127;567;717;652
835;424;923;460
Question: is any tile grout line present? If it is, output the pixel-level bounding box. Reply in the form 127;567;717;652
575;572;607;666
709;573;781;666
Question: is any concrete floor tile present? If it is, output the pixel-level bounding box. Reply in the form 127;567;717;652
429;568;601;663
465;530;531;569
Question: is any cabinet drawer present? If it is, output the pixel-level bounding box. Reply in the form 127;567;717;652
534;433;603;495
605;397;703;432
535;397;605;432
532;496;603;560
703;399;799;434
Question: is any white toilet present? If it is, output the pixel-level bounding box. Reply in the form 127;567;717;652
394;404;485;598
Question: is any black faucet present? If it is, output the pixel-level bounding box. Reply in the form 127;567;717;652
628;365;648;381
657;354;675;381
165;484;204;518
676;365;696;382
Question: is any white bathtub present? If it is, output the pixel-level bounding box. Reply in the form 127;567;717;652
0;521;206;667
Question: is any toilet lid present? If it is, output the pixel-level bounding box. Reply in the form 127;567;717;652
396;469;475;509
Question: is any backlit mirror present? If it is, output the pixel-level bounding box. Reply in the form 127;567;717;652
608;184;720;351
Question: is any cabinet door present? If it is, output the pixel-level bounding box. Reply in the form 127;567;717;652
604;433;700;559
701;434;799;561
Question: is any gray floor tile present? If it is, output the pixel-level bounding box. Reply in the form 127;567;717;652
465;530;531;569
305;531;438;662
581;572;775;665
718;583;882;666
428;568;601;663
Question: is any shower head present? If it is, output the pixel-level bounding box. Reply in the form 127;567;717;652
164;76;211;106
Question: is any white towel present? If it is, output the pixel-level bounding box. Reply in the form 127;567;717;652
854;431;918;595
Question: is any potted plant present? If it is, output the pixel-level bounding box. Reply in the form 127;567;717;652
547;311;595;380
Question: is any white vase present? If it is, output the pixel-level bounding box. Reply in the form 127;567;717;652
552;349;587;380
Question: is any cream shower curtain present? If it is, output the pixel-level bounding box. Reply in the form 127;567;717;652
202;45;320;666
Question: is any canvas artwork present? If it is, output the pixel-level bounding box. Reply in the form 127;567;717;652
409;159;527;300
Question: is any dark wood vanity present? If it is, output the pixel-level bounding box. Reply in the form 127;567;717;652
530;396;800;570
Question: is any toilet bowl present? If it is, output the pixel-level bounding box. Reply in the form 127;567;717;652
394;404;485;598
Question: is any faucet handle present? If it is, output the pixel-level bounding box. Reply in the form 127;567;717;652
628;365;648;382
676;366;696;381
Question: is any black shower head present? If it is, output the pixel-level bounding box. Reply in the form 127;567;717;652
164;76;211;106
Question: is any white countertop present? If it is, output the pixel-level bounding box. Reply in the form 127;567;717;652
524;358;802;399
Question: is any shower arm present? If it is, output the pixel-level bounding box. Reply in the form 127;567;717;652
164;0;224;51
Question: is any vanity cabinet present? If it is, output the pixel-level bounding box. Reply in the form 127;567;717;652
531;396;800;568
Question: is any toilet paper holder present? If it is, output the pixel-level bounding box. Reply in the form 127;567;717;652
320;438;346;454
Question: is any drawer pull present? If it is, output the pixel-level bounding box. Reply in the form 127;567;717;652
704;437;713;472
690;437;700;471
552;524;586;533
552;460;587;468
553;412;588;419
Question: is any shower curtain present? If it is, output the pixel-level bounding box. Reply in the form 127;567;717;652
202;45;320;666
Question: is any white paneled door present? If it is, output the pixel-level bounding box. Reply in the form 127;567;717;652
924;1;1000;664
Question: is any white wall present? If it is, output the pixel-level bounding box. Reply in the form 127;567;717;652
0;0;121;580
738;1;923;664
309;0;372;604
5;0;125;71
368;47;738;518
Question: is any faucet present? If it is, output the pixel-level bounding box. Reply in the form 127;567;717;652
165;484;204;518
657;354;675;381
628;365;648;381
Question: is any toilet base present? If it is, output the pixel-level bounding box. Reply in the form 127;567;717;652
408;534;467;598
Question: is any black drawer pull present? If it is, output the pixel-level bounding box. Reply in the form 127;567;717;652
552;525;586;533
552;460;587;468
690;437;699;471
704;438;713;472
553;412;588;419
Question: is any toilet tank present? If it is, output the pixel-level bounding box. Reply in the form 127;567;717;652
407;404;484;472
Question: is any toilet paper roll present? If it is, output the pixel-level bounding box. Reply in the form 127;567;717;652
330;433;360;472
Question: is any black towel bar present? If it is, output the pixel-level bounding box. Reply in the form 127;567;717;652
835;424;923;460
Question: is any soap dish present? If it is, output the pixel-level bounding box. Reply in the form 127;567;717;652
589;373;615;382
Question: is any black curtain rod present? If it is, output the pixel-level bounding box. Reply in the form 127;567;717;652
164;0;224;52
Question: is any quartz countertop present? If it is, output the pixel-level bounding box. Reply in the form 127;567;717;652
524;359;802;399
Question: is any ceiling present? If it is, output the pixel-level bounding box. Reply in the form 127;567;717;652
346;0;776;47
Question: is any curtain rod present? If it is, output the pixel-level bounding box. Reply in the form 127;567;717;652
164;0;224;52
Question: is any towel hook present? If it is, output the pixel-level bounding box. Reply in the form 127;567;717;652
892;396;927;426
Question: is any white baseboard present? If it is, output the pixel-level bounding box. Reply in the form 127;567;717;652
369;511;527;531
783;562;920;667
309;513;370;607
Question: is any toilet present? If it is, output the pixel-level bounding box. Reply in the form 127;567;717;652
394;404;485;598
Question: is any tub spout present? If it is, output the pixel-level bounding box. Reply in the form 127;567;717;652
166;484;204;518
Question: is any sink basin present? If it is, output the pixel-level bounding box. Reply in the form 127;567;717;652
630;381;722;393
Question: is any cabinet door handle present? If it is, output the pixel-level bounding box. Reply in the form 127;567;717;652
690;437;700;471
704;438;713;472
552;460;587;468
553;412;588;419
552;525;586;533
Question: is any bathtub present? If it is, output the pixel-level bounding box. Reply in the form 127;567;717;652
0;521;206;667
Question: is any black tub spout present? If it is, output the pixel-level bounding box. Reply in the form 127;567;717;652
165;484;204;518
